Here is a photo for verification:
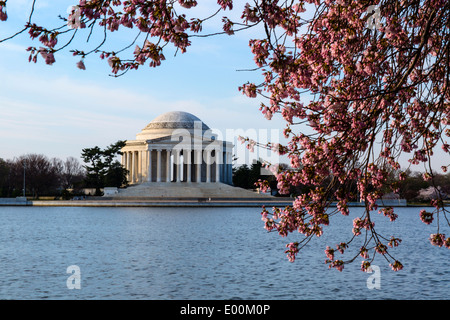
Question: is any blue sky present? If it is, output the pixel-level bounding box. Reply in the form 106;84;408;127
0;0;287;167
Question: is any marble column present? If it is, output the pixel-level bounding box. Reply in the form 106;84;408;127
166;149;171;182
196;149;202;183
156;149;162;182
147;149;152;182
123;152;128;182
135;151;139;183
226;152;231;184
206;150;211;183
215;151;220;183
138;150;142;183
135;152;138;183
186;149;192;182
131;151;136;183
129;151;133;183
124;151;128;182
222;151;226;183
175;150;181;182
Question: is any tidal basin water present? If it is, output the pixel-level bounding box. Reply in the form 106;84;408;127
0;206;448;300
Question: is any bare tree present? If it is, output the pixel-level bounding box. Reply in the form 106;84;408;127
62;156;85;189
12;154;60;198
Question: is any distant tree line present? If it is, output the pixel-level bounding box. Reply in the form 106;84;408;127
233;162;450;203
0;155;85;198
0;140;128;198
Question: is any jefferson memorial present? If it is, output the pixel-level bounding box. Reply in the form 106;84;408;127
121;111;233;185
113;111;273;199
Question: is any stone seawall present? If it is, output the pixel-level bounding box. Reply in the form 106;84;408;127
0;198;29;206
28;198;293;207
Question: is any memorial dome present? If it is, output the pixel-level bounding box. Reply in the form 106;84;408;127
136;111;212;140
121;110;234;186
145;111;210;130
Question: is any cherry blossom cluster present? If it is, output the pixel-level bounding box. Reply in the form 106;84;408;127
240;0;449;271
429;233;450;248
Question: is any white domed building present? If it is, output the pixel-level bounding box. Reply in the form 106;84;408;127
111;111;276;199
121;111;233;185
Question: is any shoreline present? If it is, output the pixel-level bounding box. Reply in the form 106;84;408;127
0;197;429;208
0;198;293;207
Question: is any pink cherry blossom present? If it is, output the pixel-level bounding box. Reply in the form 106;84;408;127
76;60;86;70
361;261;371;272
325;246;334;261
285;242;299;262
420;210;434;225
429;233;449;248
0;4;7;21
360;247;369;259
390;260;404;271
39;48;55;65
